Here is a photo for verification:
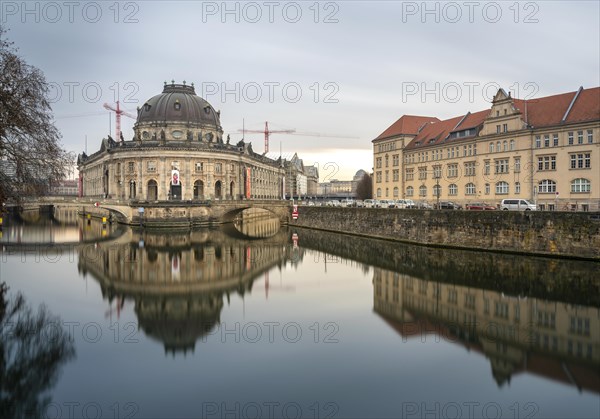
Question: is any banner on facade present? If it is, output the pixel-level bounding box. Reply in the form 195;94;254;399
171;170;180;185
245;168;251;198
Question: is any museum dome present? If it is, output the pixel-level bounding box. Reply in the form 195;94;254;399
135;82;222;130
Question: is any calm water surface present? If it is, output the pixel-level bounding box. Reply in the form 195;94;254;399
1;211;599;419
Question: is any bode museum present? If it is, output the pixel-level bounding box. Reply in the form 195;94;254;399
77;82;284;201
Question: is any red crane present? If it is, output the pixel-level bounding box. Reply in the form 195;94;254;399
239;121;295;154
103;101;136;141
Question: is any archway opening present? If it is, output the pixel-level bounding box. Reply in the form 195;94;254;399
194;180;204;200
229;181;234;199
170;182;182;200
129;180;136;199
147;180;158;201
215;181;222;199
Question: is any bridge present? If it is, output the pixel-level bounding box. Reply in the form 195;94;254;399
5;197;294;227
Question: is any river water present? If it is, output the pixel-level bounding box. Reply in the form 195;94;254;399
1;210;598;418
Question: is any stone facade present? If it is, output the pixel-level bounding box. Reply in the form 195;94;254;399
373;87;600;211
78;83;284;201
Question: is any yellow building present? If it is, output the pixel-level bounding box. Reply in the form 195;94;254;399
373;87;600;211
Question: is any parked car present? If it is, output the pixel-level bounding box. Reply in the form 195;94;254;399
404;199;416;209
354;200;364;208
465;202;496;210
392;199;408;209
378;199;394;208
500;199;536;211
325;200;341;207
436;201;463;210
417;201;433;209
363;199;376;208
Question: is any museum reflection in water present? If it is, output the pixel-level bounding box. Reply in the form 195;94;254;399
77;218;295;354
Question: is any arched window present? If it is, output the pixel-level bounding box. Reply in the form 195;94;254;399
495;181;509;194
433;184;441;197
489;142;494;153
510;139;515;150
215;180;222;198
448;184;458;196
393;187;399;197
419;185;427;197
230;181;235;198
406;186;414;197
377;188;382;198
147;180;158;201
465;183;476;195
515;182;521;194
193;180;204;200
571;178;591;193
538;179;556;193
496;141;501;152
503;140;508;151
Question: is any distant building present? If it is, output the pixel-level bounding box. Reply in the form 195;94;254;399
264;152;318;198
51;180;78;196
318;169;368;198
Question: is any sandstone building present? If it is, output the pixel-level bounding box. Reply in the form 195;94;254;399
373;87;600;211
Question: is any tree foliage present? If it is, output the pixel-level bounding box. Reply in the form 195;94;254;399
0;26;73;204
355;173;373;200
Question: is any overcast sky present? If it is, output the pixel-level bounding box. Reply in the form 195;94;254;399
2;1;599;179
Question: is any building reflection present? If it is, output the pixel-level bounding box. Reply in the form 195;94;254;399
78;227;289;354
373;268;600;393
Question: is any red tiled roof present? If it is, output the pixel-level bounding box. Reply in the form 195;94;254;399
404;115;465;150
374;115;440;142
402;86;599;150
564;87;600;124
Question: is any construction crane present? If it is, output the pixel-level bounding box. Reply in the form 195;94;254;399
238;121;359;153
239;121;295;154
103;101;136;141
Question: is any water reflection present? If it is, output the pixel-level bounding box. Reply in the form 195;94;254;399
0;283;76;417
230;208;281;238
373;268;600;393
1;207;121;244
78;228;290;354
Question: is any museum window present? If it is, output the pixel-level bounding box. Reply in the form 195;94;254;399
195;162;204;173
146;161;156;173
496;125;501;134
215;163;222;174
503;124;508;133
495;181;509;195
571;178;591;193
465;183;476;195
537;156;556;171
174;100;181;111
127;162;135;173
570;153;591;169
538;179;556;193
495;159;509;174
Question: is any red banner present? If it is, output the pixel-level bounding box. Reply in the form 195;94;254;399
245;168;251;198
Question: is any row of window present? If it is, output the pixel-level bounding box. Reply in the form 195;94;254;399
377;178;591;198
535;130;594;148
377;141;397;153
375;154;401;169
382;153;592;183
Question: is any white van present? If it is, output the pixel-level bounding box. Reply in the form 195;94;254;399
500;199;536;211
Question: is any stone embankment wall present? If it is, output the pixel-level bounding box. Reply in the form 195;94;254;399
291;208;600;260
